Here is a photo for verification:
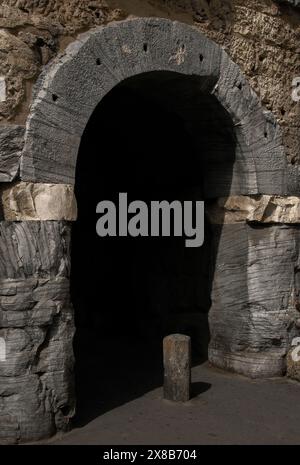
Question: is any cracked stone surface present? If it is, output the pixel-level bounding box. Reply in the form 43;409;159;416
0;7;299;445
0;0;299;171
20;18;288;197
0;125;24;182
207;195;300;224
0;221;75;444
0;182;77;221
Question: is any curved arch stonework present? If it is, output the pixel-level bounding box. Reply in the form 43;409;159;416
21;18;287;194
0;18;300;444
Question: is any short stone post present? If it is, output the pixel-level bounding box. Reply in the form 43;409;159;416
163;334;191;402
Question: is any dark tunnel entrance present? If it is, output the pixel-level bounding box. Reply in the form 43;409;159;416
71;72;236;426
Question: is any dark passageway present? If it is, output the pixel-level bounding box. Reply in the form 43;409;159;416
71;72;235;426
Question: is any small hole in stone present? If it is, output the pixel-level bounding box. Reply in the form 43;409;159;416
52;94;58;102
264;131;268;138
96;58;101;65
237;82;242;90
199;54;204;62
143;43;148;52
36;37;45;47
281;108;285;116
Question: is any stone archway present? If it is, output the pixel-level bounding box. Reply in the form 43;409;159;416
21;18;287;191
1;18;299;444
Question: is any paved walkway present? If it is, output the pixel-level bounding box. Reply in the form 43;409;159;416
48;362;300;445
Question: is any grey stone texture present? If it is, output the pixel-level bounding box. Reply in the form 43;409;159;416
20;18;289;197
0;1;299;173
0;125;24;182
0;15;299;444
209;223;300;378
0;221;75;444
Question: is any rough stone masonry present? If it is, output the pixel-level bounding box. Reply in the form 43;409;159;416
0;0;299;444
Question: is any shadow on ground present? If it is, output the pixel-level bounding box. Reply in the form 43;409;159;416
72;328;211;428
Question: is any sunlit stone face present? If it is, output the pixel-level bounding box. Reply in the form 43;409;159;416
0;77;6;102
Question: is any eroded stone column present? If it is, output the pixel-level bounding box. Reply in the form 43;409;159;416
207;196;300;378
0;182;76;444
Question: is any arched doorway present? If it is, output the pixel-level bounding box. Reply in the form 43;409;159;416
1;18;291;443
71;71;235;424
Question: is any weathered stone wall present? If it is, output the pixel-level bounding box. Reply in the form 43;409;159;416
207;200;300;378
0;221;75;444
0;0;299;167
0;0;299;445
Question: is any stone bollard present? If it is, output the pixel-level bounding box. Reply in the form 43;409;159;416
163;334;191;402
